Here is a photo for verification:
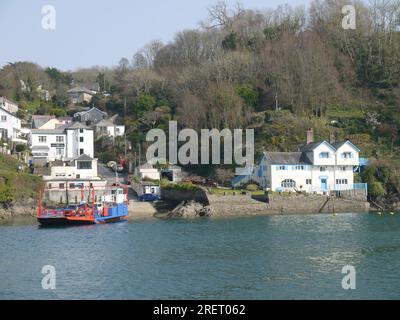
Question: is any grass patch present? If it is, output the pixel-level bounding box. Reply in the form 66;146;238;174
161;180;202;191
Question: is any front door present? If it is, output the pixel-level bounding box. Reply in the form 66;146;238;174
321;179;328;191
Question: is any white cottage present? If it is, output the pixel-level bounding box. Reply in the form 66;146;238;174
235;130;366;194
30;122;94;165
0;106;21;140
256;140;360;192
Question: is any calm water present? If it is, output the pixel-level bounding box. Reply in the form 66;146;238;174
1;213;400;300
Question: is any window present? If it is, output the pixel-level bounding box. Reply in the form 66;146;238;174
1;115;6;122
80;129;84;133
69;183;75;189
319;152;330;159
342;152;353;159
116;128;120;134
341;167;346;171
80;148;84;155
306;179;312;185
281;179;296;188
320;167;326;172
336;179;349;185
48;184;52;190
39;136;47;143
277;165;287;171
56;148;64;156
77;161;92;170
80;137;84;142
294;165;304;171
59;183;65;190
56;136;64;143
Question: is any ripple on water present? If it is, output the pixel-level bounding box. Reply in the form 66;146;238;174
1;214;400;299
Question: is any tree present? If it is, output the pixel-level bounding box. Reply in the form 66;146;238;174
222;32;238;50
369;181;386;197
235;84;258;107
118;58;130;73
135;93;156;115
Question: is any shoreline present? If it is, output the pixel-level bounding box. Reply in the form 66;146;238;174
1;208;397;224
1;196;395;222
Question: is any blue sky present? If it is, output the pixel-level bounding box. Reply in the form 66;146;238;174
0;0;310;71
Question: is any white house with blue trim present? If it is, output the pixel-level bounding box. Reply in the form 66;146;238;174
234;138;367;194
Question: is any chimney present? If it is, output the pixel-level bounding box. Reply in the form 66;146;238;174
306;128;314;145
329;131;336;144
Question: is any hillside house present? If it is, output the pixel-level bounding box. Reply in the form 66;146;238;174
73;107;107;124
0;106;21;140
233;129;367;194
30;122;94;165
67;87;96;104
95;119;125;139
0;97;19;114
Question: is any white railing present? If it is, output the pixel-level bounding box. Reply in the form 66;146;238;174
276;183;368;195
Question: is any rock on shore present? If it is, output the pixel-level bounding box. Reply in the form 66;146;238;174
168;201;215;218
0;199;36;220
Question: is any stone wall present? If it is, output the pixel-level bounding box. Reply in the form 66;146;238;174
161;188;209;205
267;193;369;214
207;192;370;216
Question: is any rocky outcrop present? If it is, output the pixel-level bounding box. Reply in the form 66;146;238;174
0;199;36;220
168;201;214;218
161;188;209;205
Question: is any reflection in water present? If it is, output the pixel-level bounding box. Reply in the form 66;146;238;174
1;213;400;299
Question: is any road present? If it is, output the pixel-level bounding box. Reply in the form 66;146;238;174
97;162;125;185
97;162;157;219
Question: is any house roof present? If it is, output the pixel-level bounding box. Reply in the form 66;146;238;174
67;86;95;95
58;116;73;122
263;152;311;165
96;119;115;127
31;121;92;134
31;129;64;134
300;141;336;152
331;140;361;152
63;122;92;130
74;107;108;118
0;106;19;119
0;96;18;106
73;154;93;161
31;115;55;129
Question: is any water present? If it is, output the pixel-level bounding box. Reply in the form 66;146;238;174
1;213;400;300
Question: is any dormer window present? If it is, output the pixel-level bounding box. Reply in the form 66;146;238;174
342;152;353;159
319;152;330;159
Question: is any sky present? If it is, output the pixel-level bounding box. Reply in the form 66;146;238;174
0;0;311;71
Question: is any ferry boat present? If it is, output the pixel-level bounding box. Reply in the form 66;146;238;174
37;186;129;227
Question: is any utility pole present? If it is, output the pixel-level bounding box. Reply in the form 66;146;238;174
138;143;141;168
124;96;127;159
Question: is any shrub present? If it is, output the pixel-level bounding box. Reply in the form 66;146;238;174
15;144;26;153
0;183;14;207
161;180;201;191
246;184;259;192
369;181;386;197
